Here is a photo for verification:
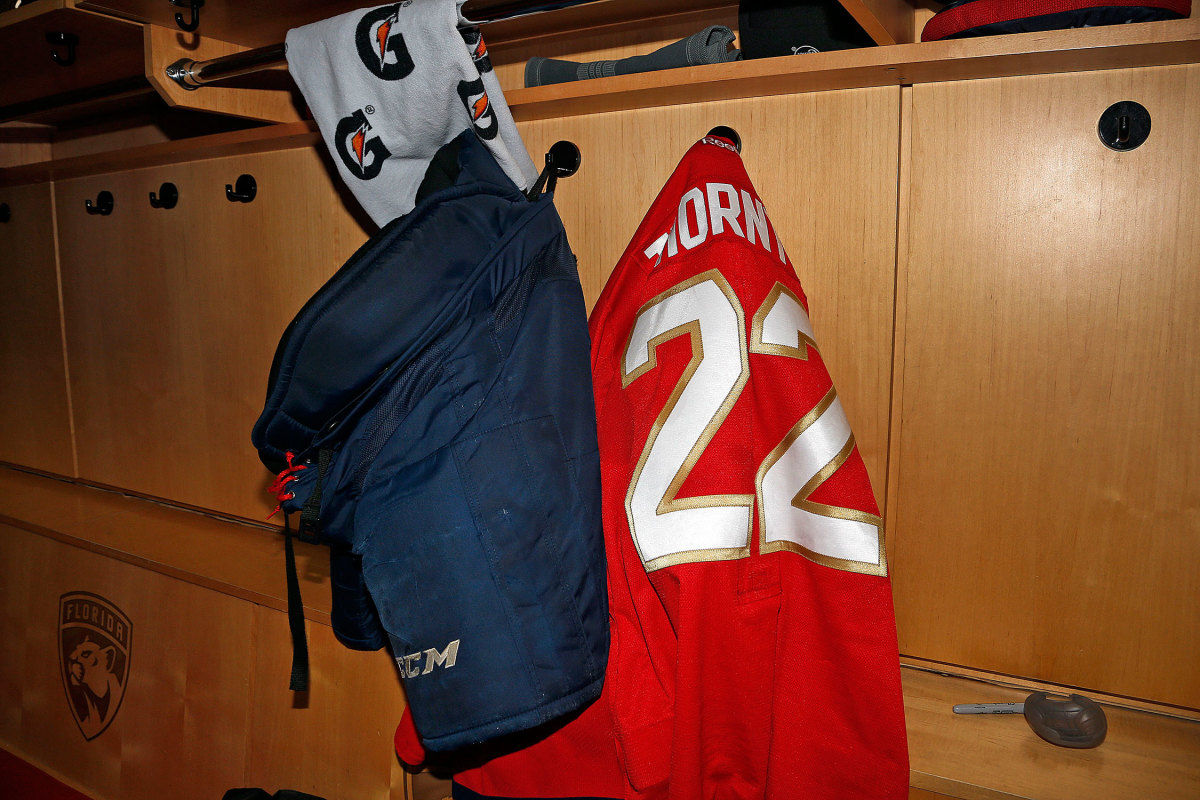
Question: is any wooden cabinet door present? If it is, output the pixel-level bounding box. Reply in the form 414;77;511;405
894;64;1200;708
519;86;903;500
55;148;370;520
0;181;75;476
0;523;407;800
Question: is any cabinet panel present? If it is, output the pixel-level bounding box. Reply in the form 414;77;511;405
520;86;901;502
56;149;371;520
895;65;1200;707
0;181;75;476
245;605;408;799
0;523;408;800
0;523;251;799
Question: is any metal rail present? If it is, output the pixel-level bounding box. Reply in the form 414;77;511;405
161;0;601;90
165;43;289;90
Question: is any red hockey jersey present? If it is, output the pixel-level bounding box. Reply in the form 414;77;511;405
586;133;908;799
396;134;908;799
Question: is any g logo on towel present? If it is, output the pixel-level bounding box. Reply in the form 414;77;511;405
460;28;493;74
335;108;392;180
457;78;498;141
356;4;415;80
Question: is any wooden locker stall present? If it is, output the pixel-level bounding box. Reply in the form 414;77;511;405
0;181;75;477
54;147;370;519
892;63;1200;711
0;472;410;800
518;87;901;493
2;2;1199;799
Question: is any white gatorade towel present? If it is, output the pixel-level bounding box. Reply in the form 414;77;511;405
286;0;538;226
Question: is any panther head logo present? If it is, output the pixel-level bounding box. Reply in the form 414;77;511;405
59;592;131;741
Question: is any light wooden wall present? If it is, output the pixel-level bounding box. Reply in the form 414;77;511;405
0;522;408;800
54;147;371;520
519;86;901;501
0;181;75;477
891;63;1200;709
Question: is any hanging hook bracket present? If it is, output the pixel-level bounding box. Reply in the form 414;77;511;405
149;182;179;210
226;174;257;203
85;191;114;216
525;141;581;200
170;0;205;33
47;32;79;66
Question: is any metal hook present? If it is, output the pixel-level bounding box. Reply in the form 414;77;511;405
170;0;204;33
85;191;114;216
149;182;179;210
47;32;79;67
706;126;741;153
225;174;257;203
524;141;581;200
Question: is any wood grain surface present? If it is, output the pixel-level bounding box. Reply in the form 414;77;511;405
892;63;1200;710
54;146;371;520
0;520;408;800
519;87;901;503
0;181;76;477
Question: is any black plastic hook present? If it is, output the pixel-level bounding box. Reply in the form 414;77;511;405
85;191;114;216
149;182;179;210
525;141;581;200
1098;101;1150;152
170;0;205;33
47;32;79;67
707;126;741;153
225;174;257;203
0;203;10;223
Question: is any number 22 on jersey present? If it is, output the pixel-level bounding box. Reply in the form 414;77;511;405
621;269;886;577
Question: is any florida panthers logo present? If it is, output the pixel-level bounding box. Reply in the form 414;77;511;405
59;592;131;741
335;108;392;180
457;78;498;141
356;3;415;80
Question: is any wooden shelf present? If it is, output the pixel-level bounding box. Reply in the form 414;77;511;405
506;15;1200;120
0;4;149;124
0;118;318;186
3;14;1197;182
905;668;1200;800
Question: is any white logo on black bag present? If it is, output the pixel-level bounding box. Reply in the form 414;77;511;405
396;639;460;679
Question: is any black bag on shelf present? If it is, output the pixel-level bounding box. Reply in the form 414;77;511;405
738;0;876;58
922;0;1190;42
